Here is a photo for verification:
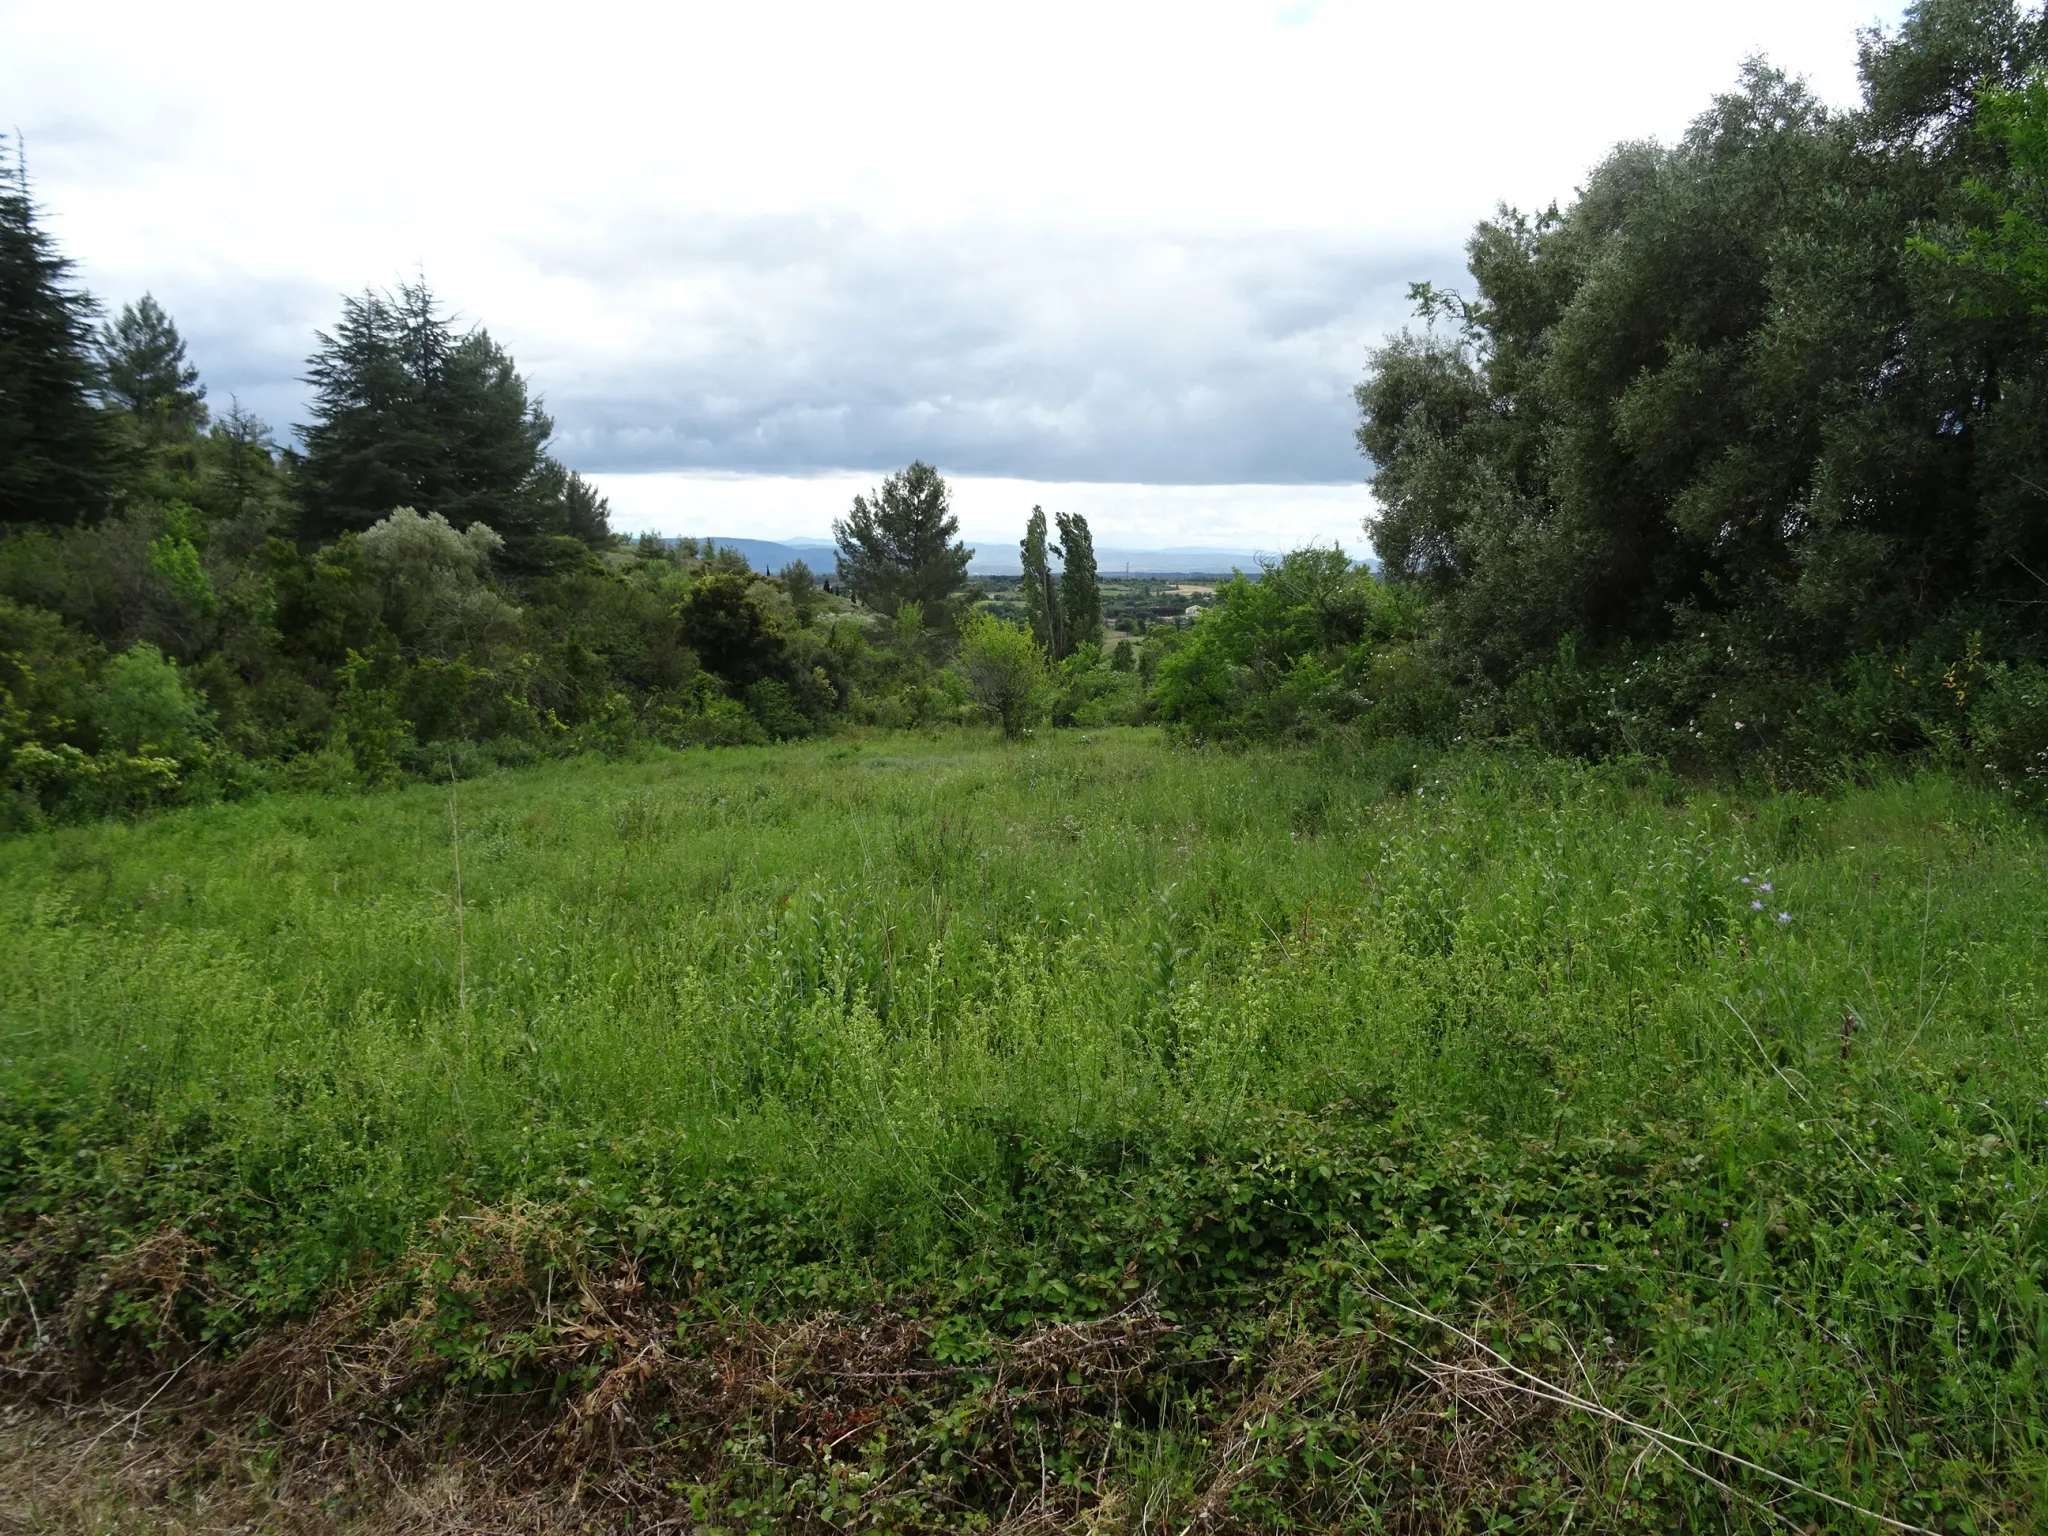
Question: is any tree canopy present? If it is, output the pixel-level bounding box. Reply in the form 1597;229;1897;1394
833;461;973;627
1018;506;1102;661
96;295;208;434
1054;511;1101;657
0;137;115;528
297;282;603;568
1357;0;2048;762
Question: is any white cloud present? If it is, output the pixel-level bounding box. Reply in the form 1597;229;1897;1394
1;0;1904;495
586;470;1378;555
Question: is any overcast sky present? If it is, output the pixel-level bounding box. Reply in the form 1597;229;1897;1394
3;0;1902;549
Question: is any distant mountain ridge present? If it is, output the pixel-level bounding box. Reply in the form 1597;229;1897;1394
980;545;1279;577
662;537;835;575
664;537;1302;577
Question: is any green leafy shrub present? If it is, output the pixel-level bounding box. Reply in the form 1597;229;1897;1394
660;680;769;747
93;642;208;757
955;612;1047;737
1975;661;2048;805
330;647;408;786
1152;550;1424;739
745;678;812;740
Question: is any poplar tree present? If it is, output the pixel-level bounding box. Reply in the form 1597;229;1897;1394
1020;505;1064;657
1055;510;1102;656
0;137;115;526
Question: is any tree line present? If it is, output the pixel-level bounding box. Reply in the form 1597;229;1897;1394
1067;0;2048;803
0;143;1140;826
1347;0;2048;795
6;0;2048;826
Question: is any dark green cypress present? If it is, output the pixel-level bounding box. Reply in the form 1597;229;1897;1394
0;137;117;527
296;281;590;567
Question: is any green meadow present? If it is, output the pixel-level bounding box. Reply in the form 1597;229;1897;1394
4;730;2046;1530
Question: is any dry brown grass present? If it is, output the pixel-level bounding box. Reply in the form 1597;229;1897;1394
0;1398;639;1534
0;1211;1612;1533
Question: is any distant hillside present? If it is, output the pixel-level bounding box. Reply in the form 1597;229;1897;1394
663;538;836;575
972;545;1277;577
672;538;1305;578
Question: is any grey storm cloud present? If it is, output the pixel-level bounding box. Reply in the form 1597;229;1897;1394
14;0;1895;490
522;215;1447;483
123;215;1454;484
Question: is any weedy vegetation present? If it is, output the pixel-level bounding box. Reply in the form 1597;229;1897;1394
2;727;2045;1531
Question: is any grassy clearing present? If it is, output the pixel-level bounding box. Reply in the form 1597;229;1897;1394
2;727;2045;1530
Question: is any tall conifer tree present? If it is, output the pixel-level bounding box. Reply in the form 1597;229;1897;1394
0;137;115;526
297;281;594;567
97;294;208;433
832;461;973;627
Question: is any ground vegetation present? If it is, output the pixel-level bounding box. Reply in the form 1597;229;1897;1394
6;9;2048;1529
1;731;2043;1531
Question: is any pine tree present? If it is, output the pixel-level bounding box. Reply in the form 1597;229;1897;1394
97;294;208;433
561;469;612;545
0;136;116;526
1019;505;1064;657
1054;511;1101;656
204;400;288;526
297;281;591;567
297;284;430;540
832;461;973;627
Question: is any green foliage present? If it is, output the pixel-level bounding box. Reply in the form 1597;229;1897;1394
1017;507;1103;662
889;597;926;654
297;281;599;568
661;680;769;746
144;500;216;617
1357;4;2048;762
1912;65;2048;316
0;135;116;527
1976;659;2048;804
93;641;208;756
1151;548;1423;737
0;611;220;824
832;461;972;629
782;556;817;619
95;293;208;434
357;505;518;659
677;570;788;689
2;736;2046;1528
330;646;407;785
1049;645;1146;727
1054;509;1101;656
1019;504;1063;657
955;611;1047;736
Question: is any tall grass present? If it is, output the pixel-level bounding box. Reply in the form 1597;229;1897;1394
3;727;2045;1527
